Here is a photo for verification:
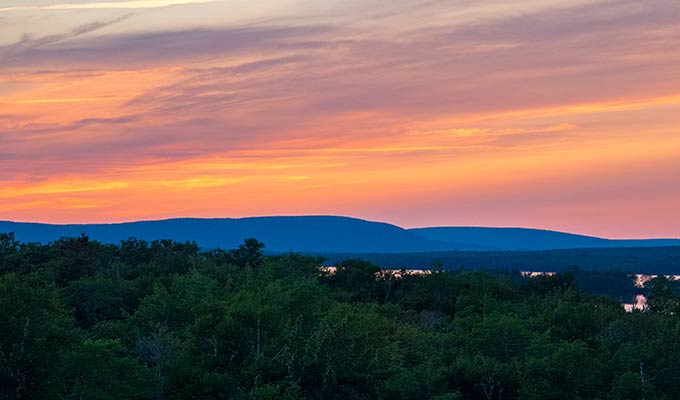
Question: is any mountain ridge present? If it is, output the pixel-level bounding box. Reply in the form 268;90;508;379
1;216;678;253
0;216;478;253
409;226;680;251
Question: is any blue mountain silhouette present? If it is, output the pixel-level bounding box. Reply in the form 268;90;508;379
409;226;680;251
1;216;678;252
0;216;472;253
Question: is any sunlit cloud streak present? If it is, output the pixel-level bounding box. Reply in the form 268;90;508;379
0;0;215;12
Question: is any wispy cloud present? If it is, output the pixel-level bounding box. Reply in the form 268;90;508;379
7;97;118;104
0;25;329;69
0;13;133;65
0;0;215;12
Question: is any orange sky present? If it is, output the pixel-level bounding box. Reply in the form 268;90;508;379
1;0;680;238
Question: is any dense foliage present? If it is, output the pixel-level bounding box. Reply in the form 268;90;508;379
1;232;680;400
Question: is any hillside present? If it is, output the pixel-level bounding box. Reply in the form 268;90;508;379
0;216;479;253
409;226;680;251
1;217;679;254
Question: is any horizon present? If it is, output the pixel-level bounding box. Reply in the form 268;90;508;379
2;0;680;239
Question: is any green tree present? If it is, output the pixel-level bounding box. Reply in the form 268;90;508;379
0;274;77;399
64;339;153;400
230;238;265;268
647;276;680;314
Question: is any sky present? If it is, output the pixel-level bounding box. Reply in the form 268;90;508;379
1;0;680;238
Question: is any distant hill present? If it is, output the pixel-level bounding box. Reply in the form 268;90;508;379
1;217;678;253
0;216;479;253
409;227;680;251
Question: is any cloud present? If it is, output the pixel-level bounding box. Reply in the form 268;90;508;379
9;97;117;104
0;14;133;64
0;25;330;69
0;115;138;138
0;0;215;12
71;14;133;35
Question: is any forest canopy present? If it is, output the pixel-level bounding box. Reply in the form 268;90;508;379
1;232;680;400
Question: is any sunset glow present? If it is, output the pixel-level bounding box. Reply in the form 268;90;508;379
2;0;680;238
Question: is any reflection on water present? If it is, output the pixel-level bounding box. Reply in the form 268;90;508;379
325;267;679;313
633;274;680;288
521;271;680;313
624;295;648;312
